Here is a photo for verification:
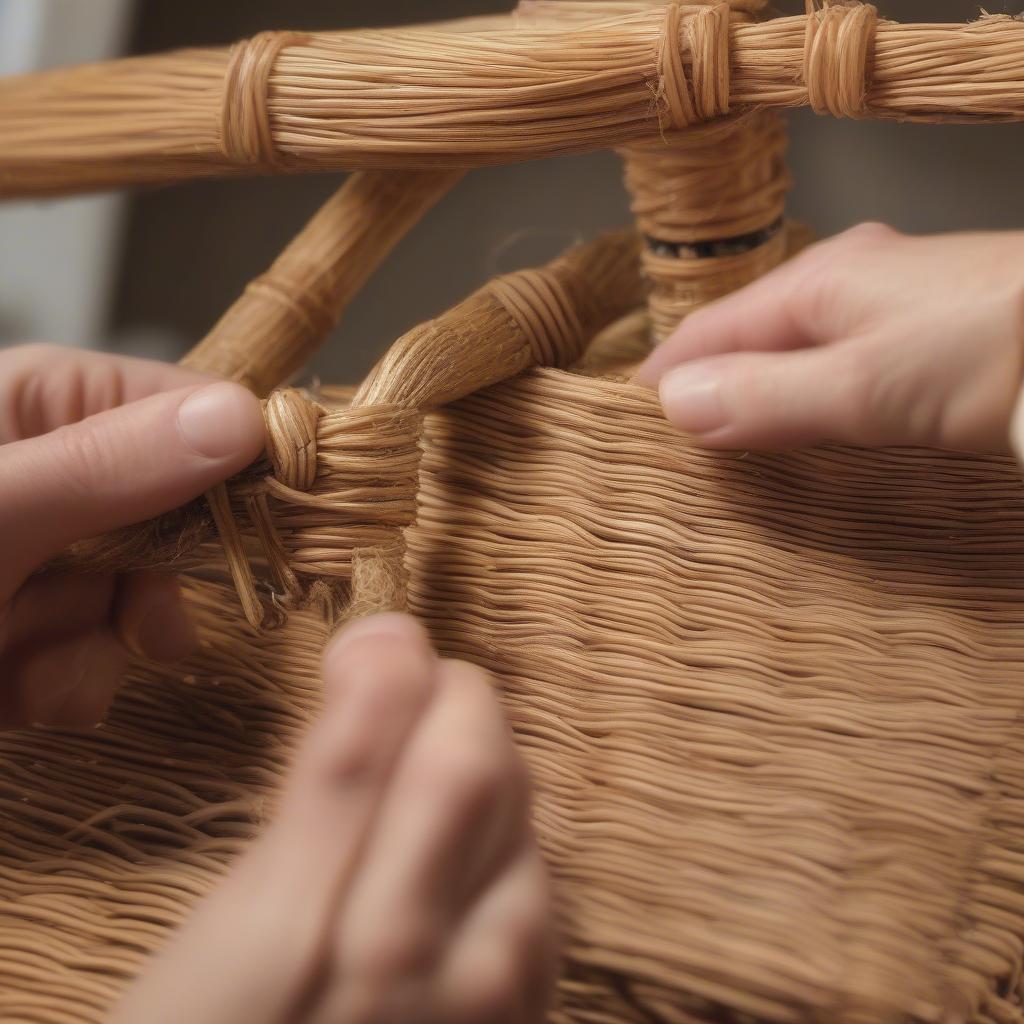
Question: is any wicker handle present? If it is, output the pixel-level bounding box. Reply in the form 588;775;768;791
58;232;645;628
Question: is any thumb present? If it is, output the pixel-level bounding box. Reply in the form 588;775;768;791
0;381;265;578
656;345;873;450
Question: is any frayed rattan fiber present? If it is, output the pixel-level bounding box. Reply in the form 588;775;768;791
6;2;1024;1024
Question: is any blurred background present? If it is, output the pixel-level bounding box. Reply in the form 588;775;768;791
1;0;1023;385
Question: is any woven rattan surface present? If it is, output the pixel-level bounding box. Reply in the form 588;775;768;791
5;356;1024;1023
411;368;1024;1024
6;2;1024;1020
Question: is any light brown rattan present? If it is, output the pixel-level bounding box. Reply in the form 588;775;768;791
2;5;1024;196
3;3;1024;1023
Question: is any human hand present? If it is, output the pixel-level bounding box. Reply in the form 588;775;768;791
112;613;555;1024
637;223;1024;455
0;344;264;729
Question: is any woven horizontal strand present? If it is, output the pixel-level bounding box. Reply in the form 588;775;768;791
0;576;332;1023
407;368;1024;1024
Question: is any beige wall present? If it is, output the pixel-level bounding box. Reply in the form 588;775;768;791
106;0;1024;383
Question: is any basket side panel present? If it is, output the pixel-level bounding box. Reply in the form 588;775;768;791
408;367;1024;1024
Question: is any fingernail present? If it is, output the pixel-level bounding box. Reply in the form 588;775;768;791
128;594;198;663
328;612;426;657
659;364;728;434
177;382;263;460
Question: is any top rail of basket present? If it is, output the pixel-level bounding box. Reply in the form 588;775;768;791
1;2;1023;199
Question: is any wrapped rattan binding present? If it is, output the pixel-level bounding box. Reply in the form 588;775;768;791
9;3;1024;1023
3;4;1024;197
11;311;1024;1024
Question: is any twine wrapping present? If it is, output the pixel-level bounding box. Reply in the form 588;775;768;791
220;31;310;167
3;7;1024;196
621;111;790;339
804;1;878;118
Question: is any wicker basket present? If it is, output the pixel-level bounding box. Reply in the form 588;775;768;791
4;3;1024;1022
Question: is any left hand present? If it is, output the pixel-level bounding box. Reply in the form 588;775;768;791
0;343;265;729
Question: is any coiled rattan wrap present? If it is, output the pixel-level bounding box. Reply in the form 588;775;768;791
6;2;1024;1021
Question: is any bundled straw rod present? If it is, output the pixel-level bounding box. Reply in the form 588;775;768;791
181;169;463;396
2;6;1024;198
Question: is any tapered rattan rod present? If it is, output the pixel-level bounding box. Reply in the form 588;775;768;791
181;168;463;396
1;6;1022;199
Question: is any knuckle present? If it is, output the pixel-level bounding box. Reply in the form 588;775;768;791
325;634;436;711
51;421;111;500
787;245;838;316
288;715;379;796
312;722;381;786
348;914;441;981
417;743;509;820
839;220;899;247
829;344;883;442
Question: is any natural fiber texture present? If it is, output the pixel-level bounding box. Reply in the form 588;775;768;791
60;230;643;630
622;110;789;339
4;5;1024;196
409;368;1024;1024
6;353;1024;1022
9;4;1024;1022
0;574;332;1023
181;169;463;396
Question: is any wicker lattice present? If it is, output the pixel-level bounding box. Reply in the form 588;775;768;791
4;3;1024;1022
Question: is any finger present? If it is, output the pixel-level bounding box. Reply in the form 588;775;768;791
333;660;529;990
3;627;127;729
0;381;265;582
436;843;556;1024
0;572;116;654
635;223;903;387
1012;388;1024;465
109;614;442;1024
115;572;198;663
656;343;880;450
634;249;824;386
0;343;211;443
269;613;441;901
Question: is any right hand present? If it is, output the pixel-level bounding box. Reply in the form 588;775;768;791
637;223;1024;457
112;613;556;1024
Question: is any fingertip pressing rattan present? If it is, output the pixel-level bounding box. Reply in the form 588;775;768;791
6;3;1024;1023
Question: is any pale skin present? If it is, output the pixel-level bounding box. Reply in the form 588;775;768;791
0;344;553;1022
2;222;1022;1020
637;223;1024;457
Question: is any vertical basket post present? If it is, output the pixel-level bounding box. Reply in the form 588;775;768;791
620;110;790;341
